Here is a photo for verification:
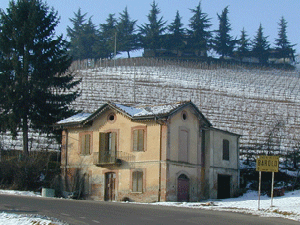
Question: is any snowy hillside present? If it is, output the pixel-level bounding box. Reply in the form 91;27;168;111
2;57;300;160
70;58;300;159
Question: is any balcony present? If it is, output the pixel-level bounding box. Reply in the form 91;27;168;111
93;151;135;167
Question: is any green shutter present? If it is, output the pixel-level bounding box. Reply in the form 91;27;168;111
99;133;107;161
132;171;143;192
132;171;137;192
133;130;138;151
137;171;143;192
138;129;144;151
110;132;116;154
81;135;85;154
85;134;90;154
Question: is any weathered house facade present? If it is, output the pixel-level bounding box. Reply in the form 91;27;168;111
55;101;240;202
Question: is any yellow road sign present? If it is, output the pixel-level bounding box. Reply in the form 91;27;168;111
256;155;279;172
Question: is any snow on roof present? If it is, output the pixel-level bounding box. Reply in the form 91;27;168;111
115;102;185;117
56;112;92;124
56;102;189;125
115;104;146;116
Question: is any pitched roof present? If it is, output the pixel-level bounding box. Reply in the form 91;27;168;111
54;101;212;128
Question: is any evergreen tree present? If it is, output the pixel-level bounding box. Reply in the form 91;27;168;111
187;2;212;57
139;0;167;57
100;13;117;59
213;6;235;58
236;28;250;61
116;7;138;58
252;24;270;64
67;9;99;60
275;16;295;63
67;8;87;60
82;18;100;59
0;0;80;155
168;10;185;55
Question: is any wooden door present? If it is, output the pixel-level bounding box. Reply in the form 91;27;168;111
177;174;189;202
105;172;116;201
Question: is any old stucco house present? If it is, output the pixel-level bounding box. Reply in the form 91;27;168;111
54;101;240;202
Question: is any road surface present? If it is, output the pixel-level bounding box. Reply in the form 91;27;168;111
0;194;298;225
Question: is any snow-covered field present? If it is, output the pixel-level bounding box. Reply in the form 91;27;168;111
1;188;300;224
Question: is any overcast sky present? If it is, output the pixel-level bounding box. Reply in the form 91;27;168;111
1;0;300;55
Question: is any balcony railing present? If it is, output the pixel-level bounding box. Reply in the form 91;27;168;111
93;151;135;166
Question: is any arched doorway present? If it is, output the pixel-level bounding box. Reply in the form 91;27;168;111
177;174;190;202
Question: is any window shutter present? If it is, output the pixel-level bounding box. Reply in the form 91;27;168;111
110;132;116;154
85;134;90;154
99;133;106;151
132;171;137;192
99;133;107;161
81;135;85;154
138;129;144;151
133;130;138;151
137;171;143;192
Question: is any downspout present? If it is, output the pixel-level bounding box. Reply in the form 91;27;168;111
154;116;165;202
63;130;68;190
158;123;162;202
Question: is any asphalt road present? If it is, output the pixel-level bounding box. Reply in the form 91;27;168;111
0;194;298;225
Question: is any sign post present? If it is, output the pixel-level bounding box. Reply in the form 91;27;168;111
256;155;279;210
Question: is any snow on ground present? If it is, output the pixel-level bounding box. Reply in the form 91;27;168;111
0;190;65;225
136;190;300;222
1;189;300;223
0;212;64;225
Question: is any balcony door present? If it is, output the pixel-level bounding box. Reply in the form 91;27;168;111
99;132;117;163
105;172;116;201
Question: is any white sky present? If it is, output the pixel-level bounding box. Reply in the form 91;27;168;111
0;0;299;54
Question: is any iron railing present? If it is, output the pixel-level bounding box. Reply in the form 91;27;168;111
93;151;135;166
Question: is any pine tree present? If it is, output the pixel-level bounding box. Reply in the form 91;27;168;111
139;0;167;57
67;9;99;60
252;24;270;64
275;16;295;64
187;2;212;57
0;0;80;155
116;7;138;58
213;6;235;58
100;13;117;59
67;8;87;60
168;10;185;55
236;28;250;61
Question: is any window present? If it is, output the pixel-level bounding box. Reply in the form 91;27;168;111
80;132;92;155
223;139;230;160
132;170;143;192
107;113;116;123
132;127;146;152
99;132;117;152
179;127;189;162
182;111;188;121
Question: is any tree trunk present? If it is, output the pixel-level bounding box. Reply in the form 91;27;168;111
127;51;131;58
22;115;29;156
